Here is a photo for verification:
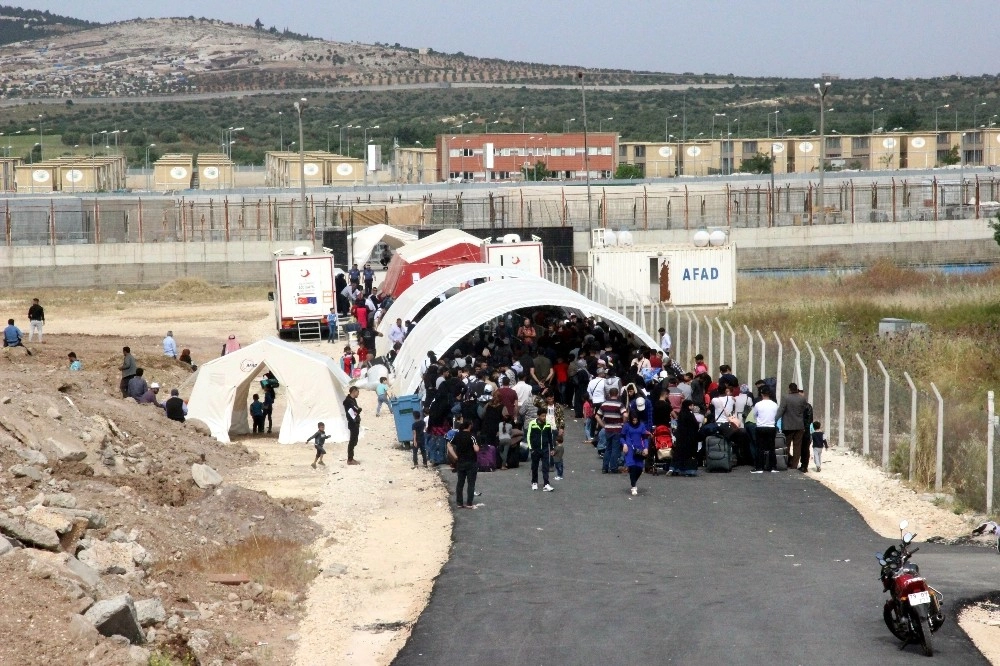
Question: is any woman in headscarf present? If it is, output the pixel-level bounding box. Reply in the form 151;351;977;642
221;334;240;356
672;399;700;477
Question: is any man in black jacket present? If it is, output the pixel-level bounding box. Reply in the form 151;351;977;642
447;420;480;509
27;298;44;343
526;411;554;492
343;386;362;465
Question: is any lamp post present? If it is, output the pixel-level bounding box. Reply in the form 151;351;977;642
339;124;352;155
37;114;43;161
278;111;284;150
871;107;883;134
226;126;244;160
564;118;576;133
768;110;780;138
578;71;593;248
959;131;966;218
363;124;379;187
711;112;726;139
934;104;949;133
293;98;307;229
599;117;613;132
345;125;353;157
327;124;339;153
521;106;526;133
145;143;156;190
665;113;678;143
814;80;832;226
973;101;987;130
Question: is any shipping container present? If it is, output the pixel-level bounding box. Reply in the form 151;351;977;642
588;244;736;307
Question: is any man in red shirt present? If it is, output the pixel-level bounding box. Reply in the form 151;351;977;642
495;375;519;420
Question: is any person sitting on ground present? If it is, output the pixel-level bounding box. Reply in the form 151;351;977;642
138;382;163;407
178;348;196;370
67;352;83;371
2;319;31;355
163;330;178;358
126;368;149;400
163;389;187;422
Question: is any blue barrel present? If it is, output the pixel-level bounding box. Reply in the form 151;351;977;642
389;394;422;443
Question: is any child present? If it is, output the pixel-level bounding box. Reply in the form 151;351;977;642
340;346;356;376
249;394;265;434
306;422;330;469
357;341;370;366
375;376;392;416
411;410;427;468
326;308;339;344
551;433;565;480
811;421;828;472
694;353;708;376
67;352;83;371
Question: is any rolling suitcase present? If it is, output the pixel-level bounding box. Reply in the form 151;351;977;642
773;432;788;471
705;435;732;472
477;444;498;472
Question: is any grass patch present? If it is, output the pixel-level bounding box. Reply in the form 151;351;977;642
0;280;267;310
183;536;318;594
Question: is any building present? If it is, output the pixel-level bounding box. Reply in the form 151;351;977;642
0;157;22;192
264;151;367;187
195;153;236;190
392;146;437;184
436;132;618;182
14;155;127;193
153;154;194;190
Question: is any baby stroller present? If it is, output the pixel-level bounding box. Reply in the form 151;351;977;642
648;424;673;475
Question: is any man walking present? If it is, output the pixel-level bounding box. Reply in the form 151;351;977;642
526;411;554;492
597;387;626;473
776;382;808;472
27;298;44;343
344;386;362;465
658;326;671;354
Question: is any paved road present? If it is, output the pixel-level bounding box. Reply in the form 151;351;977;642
395;421;1000;665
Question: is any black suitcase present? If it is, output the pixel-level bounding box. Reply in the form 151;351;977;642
705;435;732;472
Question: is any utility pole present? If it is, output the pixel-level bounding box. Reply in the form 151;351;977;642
578;71;593;249
814;81;832;225
294;98;307;230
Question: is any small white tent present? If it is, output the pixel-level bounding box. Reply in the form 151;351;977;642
187;338;350;444
349;224;417;269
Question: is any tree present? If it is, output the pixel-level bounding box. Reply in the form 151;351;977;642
739;152;773;174
522;160;549;181
614;163;643;179
939;145;960;166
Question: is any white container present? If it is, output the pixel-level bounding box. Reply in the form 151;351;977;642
588;244;736;307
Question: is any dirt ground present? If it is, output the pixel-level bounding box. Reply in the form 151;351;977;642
0;284;995;664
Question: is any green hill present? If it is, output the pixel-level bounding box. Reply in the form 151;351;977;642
0;4;98;46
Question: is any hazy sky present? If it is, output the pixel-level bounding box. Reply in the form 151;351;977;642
14;0;1000;78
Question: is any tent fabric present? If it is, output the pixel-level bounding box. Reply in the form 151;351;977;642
390;281;661;395
381;229;484;299
375;262;543;355
186;338;351;445
349;224;417;268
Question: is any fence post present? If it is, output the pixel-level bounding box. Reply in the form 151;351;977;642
855;354;870;456
756;330;766;382
743;325;754;387
715;317;725;367
673;307;681;361
725;320;737;379
805;341;816;401
903;372;917;482
988;390;995;515
789;338;802;388
833;350;846;449
819;346;831;444
705;315;713;373
930;382;943;492
694;312;701;363
686;310;693;364
772;332;783;402
876;360;890;470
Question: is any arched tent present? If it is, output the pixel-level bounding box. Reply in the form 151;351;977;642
375;262;544;355
348;224;417;269
380;228;484;299
390;281;660;395
187;338;351;445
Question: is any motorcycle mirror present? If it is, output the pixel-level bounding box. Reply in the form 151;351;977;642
902;532;914;544
876;555;886;566
899;520;909;531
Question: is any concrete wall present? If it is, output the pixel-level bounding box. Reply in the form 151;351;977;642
573;218;1000;269
0;240;303;288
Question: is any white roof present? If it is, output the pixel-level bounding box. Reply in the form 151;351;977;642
349;223;417;268
187;338;351;444
375;262;544;355
394;228;483;263
390;281;660;395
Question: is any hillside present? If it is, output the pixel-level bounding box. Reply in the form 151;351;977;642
0;16;721;100
0;4;96;45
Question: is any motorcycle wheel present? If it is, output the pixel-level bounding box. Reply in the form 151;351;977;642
910;606;934;657
883;604;910;641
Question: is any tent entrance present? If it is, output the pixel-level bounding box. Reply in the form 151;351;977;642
229;363;284;439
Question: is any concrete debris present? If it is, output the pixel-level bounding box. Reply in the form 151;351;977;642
84;594;145;644
191;463;223;489
0;513;61;550
134;598;166;627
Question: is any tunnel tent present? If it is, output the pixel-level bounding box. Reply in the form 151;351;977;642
186;338;351;445
380;228;485;299
390;280;660;395
375;262;544;355
348;223;417;269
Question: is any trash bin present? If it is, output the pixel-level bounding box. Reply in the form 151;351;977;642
389;394;422;444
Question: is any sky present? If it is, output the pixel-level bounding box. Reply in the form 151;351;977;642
13;0;1000;79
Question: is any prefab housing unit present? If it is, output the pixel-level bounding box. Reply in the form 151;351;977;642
588;244;737;307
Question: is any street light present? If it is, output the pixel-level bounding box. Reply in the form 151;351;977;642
577;71;593;249
339;124;352;155
599;117;613;132
665;113;678;143
959;132;966;218
37;114;43;161
327;124;339;153
768;110;780;138
871;107;883;134
934;104;949;133
344;124;354;156
814;80;832;226
225;126;244;161
564;118;576;133
363;124;379;187
278;111;284;150
293;98;307;228
145;143;156;190
711;112;726;139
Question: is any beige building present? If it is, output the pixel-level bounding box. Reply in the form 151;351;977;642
1;157;22;191
15;155;126;193
153;154;194;190
392;146;437;184
264;151;367;187
196;153;235;190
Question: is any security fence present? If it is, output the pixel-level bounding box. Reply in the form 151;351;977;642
544;261;999;516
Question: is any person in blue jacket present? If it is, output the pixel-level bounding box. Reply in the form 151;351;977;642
620;413;651;495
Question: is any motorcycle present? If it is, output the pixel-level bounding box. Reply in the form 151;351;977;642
877;520;946;656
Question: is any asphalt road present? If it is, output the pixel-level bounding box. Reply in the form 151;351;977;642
394;420;1000;665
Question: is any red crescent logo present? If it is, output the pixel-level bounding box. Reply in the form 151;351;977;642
300;269;311;277
512;257;522;265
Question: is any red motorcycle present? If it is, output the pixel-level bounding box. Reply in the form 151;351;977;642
877;520;945;656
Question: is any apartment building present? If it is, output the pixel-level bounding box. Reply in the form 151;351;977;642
436;132;618;182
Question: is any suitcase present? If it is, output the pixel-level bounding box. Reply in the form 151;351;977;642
705;435;732;472
477;444;498;472
505;444;520;469
774;447;788;471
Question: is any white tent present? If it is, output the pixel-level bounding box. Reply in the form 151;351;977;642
390;281;660;395
349;224;417;268
187;338;351;444
375;262;543;355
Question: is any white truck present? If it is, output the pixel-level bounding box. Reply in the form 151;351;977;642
270;249;337;338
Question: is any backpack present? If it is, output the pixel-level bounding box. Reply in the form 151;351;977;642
498;422;513;444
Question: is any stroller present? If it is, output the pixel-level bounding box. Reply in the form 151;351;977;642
647;424;673;475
